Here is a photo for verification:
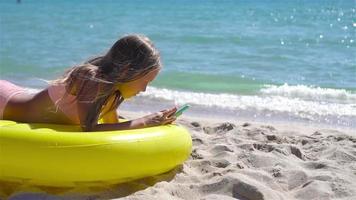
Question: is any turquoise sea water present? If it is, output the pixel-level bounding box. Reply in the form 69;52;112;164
1;0;355;128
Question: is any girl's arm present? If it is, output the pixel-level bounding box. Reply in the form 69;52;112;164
88;109;177;132
77;101;144;131
91;118;146;131
77;98;177;132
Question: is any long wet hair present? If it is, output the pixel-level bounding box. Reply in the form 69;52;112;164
53;34;161;131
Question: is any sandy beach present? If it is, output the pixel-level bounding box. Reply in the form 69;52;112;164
3;110;355;200
115;113;356;200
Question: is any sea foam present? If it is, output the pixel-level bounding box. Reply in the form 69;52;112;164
260;84;356;104
140;86;356;124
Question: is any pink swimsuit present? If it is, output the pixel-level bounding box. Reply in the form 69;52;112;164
0;80;80;124
47;84;80;124
0;80;27;119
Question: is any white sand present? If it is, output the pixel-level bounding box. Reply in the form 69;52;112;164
2;112;356;200
116;115;356;200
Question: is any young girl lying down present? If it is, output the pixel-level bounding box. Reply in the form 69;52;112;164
0;34;177;131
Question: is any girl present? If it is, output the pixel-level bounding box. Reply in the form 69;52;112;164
0;34;177;131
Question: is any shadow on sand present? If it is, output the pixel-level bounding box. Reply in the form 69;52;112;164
1;165;183;200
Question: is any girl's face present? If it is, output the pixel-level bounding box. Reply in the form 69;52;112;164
116;68;159;99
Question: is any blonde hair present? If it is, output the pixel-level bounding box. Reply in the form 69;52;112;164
53;34;161;131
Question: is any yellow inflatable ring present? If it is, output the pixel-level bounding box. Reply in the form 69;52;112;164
0;120;192;187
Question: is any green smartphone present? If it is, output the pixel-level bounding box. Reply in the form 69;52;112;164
174;104;190;117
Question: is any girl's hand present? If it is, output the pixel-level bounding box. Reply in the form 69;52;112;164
139;107;177;127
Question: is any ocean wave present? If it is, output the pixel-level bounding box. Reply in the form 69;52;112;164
140;86;356;121
260;84;356;104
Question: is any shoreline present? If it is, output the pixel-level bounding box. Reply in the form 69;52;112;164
121;109;356;136
119;95;356;134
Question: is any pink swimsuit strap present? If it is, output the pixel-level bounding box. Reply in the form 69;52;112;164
47;84;80;124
